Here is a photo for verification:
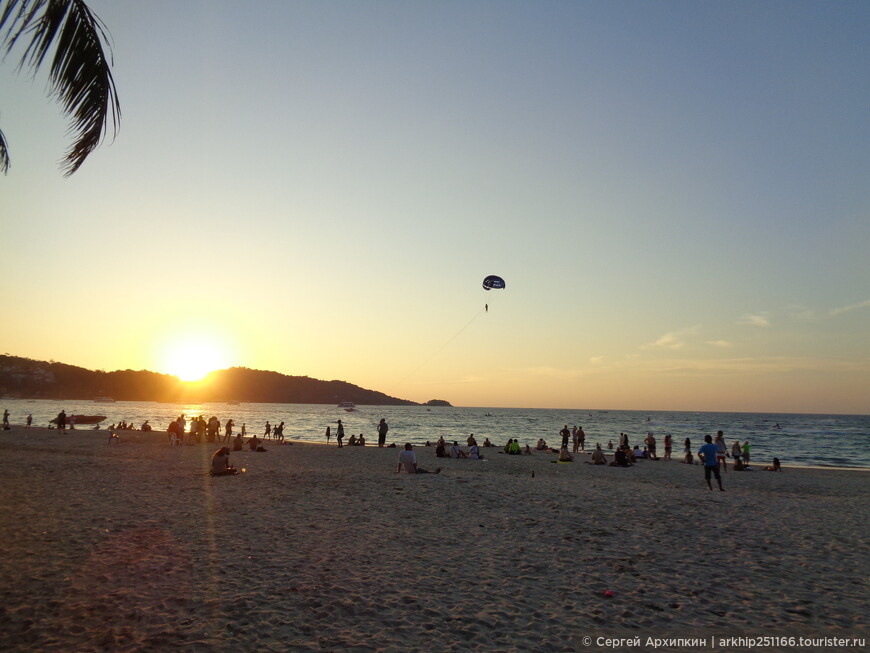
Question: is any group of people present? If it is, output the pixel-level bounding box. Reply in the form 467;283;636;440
327;418;391;448
433;434;486;459
558;425;589;453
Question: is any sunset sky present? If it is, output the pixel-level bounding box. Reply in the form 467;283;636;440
1;1;868;413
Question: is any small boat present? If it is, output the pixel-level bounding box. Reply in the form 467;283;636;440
93;397;115;403
51;415;107;425
338;401;355;410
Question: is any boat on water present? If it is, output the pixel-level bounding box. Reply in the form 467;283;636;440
338;401;355;412
51;415;107;425
93;397;115;403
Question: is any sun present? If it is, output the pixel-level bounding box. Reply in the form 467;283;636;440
164;339;230;382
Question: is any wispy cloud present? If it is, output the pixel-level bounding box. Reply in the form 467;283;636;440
645;326;700;350
830;299;870;316
629;356;870;377
738;314;770;328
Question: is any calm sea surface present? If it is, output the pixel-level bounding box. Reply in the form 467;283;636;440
3;399;869;469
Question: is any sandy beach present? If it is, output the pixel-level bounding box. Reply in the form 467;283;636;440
0;426;867;652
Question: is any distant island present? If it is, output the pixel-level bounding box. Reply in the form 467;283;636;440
0;355;447;406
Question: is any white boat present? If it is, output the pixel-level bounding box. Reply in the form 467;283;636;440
338;401;355;411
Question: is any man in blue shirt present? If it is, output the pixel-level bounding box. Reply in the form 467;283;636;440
698;434;725;491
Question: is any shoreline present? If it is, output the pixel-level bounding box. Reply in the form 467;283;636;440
9;425;870;473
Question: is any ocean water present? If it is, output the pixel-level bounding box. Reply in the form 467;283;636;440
3;399;869;469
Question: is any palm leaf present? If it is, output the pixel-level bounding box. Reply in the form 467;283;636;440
1;0;120;176
0;127;9;173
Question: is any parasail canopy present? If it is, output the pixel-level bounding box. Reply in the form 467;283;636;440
482;275;506;291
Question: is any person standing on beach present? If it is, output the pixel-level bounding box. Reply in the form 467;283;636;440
57;410;66;433
263;421;271;439
731;440;742;466
377;418;389;447
336;420;344;447
663;434;672;460
26;413;32;428
560;425;570;449
644;432;657;460
325;425;331;444
577;426;586;452
742;441;751;466
2;409;9;430
698;435;725;491
714;431;728;473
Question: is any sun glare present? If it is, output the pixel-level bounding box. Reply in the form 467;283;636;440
164;340;230;382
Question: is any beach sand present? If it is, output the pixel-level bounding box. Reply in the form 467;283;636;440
0;426;867;652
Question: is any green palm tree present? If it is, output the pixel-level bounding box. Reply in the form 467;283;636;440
1;0;120;176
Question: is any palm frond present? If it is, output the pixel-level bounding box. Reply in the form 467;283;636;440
1;0;120;176
0;127;9;173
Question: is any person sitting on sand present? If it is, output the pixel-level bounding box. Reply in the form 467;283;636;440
591;445;607;465
249;435;266;452
451;441;468;459
508;439;521;455
733;456;746;471
558;445;573;462
504;438;514;454
763;457;782;472
396;443;441;474
536;438;548;450
633;445;644;460
210;447;238;476
233;433;244;451
483;437;493;447
683;451;694;464
469;443;483;460
523;444;532;455
467;434;477;447
435;442;448;458
358;433;366;446
610;448;630;467
348;433;357;446
436;436;446;449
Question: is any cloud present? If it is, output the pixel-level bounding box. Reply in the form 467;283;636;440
830;299;870;316
645;326;700;350
706;340;732;348
738;314;770;328
784;304;816;321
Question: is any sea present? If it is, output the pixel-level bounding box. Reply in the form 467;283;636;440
3;399;869;470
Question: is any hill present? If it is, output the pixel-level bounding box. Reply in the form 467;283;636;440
0;355;420;405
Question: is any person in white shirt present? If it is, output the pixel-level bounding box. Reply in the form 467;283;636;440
396;443;441;474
